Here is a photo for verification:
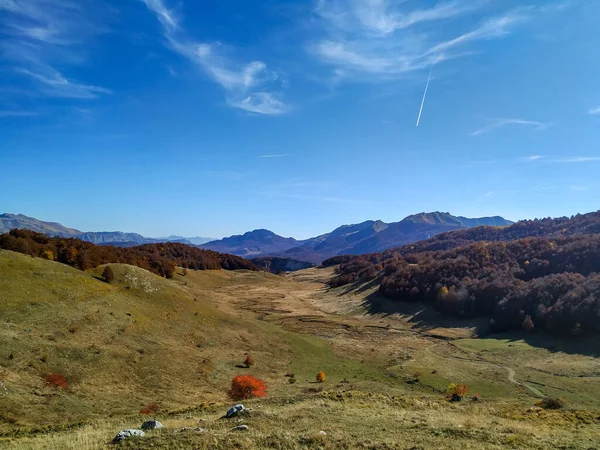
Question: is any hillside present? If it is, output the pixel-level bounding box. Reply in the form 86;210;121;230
0;213;209;246
0;229;256;277
201;229;303;257
2;250;600;449
327;211;600;337
0;213;81;236
0;251;374;432
250;256;315;273
278;213;513;264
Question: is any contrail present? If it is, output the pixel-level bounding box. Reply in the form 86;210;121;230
416;61;435;127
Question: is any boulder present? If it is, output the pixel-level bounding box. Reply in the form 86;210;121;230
226;404;245;418
111;429;145;444
141;420;163;430
231;424;249;431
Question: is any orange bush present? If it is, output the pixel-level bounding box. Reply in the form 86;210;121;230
139;403;160;415
229;375;266;400
455;384;469;397
244;354;255;368
44;373;68;389
316;371;326;383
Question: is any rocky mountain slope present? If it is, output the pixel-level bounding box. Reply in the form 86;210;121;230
0;213;210;246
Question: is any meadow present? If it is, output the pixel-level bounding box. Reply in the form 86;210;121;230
1;251;599;449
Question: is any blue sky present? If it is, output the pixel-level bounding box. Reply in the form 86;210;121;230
1;0;599;239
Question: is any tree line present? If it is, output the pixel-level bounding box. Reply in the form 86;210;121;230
0;229;257;277
325;211;600;337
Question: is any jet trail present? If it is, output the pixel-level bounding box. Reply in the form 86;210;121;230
415;64;433;127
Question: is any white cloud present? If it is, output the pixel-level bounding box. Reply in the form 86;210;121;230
18;68;111;99
0;0;111;100
470;119;552;136
520;155;544;161
141;0;287;115
589;106;600;115
259;154;289;158
310;1;537;82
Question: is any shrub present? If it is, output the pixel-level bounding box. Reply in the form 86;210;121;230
41;250;54;260
244;354;255;368
288;377;297;384
44;373;68;389
139;403;160;415
229;375;266;400
522;315;535;332
472;393;481;401
447;383;468;401
316;371;326;383
537;397;565;410
102;266;115;283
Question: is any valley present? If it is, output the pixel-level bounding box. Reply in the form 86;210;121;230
1;250;599;449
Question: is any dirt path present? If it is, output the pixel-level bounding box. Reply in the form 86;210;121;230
425;343;546;397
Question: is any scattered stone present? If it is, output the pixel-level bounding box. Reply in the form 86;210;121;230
175;427;207;433
141;420;163;430
318;430;327;436
226;404;245;418
111;429;145;444
231;424;249;431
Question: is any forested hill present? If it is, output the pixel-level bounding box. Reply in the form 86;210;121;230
0;229;257;278
325;211;600;337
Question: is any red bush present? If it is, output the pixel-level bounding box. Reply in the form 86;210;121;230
44;373;68;389
139;403;160;415
228;375;266;400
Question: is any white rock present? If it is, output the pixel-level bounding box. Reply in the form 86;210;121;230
141;420;163;430
111;429;145;443
226;404;245;418
318;430;327;436
231;424;249;431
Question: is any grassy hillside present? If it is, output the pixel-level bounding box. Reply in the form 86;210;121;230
1;252;600;449
0;251;375;432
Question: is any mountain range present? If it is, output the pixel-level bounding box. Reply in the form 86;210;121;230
200;212;513;263
0;214;213;246
1;212;513;264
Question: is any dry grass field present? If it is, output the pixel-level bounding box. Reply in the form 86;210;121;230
1;251;599;449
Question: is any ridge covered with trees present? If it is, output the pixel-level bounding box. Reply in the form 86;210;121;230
325;212;600;337
0;229;257;277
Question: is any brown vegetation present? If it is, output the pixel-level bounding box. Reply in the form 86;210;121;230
0;229;257;277
325;212;600;336
44;373;68;389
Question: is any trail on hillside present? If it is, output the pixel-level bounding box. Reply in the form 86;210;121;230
425;343;546;397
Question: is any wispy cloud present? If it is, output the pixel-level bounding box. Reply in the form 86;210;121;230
309;1;540;82
0;109;40;118
140;0;287;115
589;106;600;115
470;118;552;136
520;155;600;164
550;156;600;163
259;154;289;158
519;155;545;161
570;185;588;191
18;68;111;99
0;0;111;101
